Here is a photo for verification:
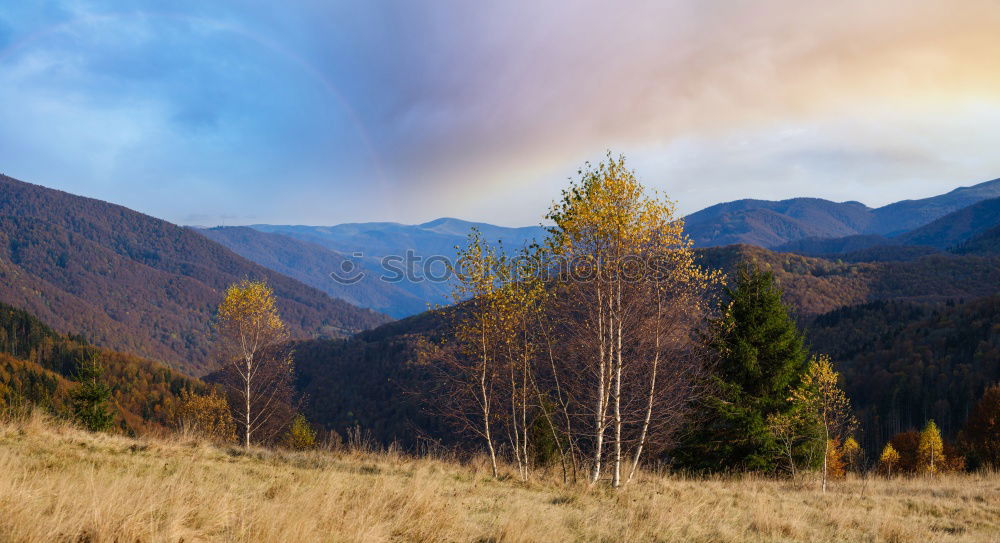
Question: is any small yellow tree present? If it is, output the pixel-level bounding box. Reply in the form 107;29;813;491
445;229;505;478
918;420;945;475
841;436;862;473
216;279;294;447
879;443;900;477
789;354;856;492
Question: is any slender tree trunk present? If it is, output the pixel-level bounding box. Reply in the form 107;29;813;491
611;276;625;488
627;295;663;485
480;329;498;478
591;363;606;484
822;412;829;493
521;344;530;480
539;318;577;483
785;442;797;478
628;347;659;482
507;340;525;480
591;288;608;485
612;314;623;488
244;367;252;447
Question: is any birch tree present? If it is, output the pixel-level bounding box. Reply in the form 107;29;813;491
442;230;504;477
216;279;294;447
917;420;945;474
544;154;719;487
789;354;856;492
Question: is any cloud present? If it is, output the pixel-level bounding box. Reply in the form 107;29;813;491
1;0;1000;225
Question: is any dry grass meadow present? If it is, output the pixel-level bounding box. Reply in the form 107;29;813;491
1;412;997;543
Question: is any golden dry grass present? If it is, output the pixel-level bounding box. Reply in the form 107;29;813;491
1;412;997;542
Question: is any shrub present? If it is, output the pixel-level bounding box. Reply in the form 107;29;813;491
284;413;317;450
174;389;236;443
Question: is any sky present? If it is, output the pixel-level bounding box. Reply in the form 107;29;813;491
1;0;1000;227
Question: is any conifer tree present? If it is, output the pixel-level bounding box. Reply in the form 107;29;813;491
918;420;945;474
672;264;809;473
71;352;114;432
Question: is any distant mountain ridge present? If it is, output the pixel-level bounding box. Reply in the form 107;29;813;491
0;174;389;375
685;177;1000;248
774;197;1000;258
216;219;548;317
198;226;428;318
206;179;1000;317
250;218;545;259
894;197;1000;249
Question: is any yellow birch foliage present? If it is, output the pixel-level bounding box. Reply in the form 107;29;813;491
918;420;945;474
841;436;862;472
879;443;901;476
217;279;286;341
826;439;846;480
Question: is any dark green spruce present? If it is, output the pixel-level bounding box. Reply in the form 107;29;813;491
672;263;810;473
71;353;115;432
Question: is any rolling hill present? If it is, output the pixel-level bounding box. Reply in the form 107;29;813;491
684;177;1000;248
0;174;390;375
894;197;1000;249
773;197;1000;258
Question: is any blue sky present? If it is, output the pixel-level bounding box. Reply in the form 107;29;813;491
1;1;1000;226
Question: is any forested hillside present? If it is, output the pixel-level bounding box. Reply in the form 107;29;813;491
695;245;1000;316
290;245;1000;453
894;197;1000;249
807;297;1000;452
955;224;1000;256
0;302;208;433
291;310;450;447
0;175;389;375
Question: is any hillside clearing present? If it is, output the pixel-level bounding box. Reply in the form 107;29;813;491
0;414;997;543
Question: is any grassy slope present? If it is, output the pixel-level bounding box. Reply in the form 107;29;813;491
1;414;998;543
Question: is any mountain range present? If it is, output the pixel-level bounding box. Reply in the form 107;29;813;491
200;219;546;318
684;177;1000;248
4;170;1000;358
196;178;1000;317
0;174;388;375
